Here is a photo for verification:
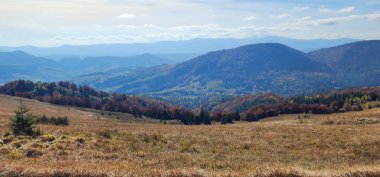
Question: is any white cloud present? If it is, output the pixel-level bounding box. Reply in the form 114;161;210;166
339;6;356;13
293;16;312;22
319;6;355;14
367;13;380;21
118;13;136;19
143;24;156;28
243;16;257;21
171;24;219;31
117;24;138;28
314;13;380;26
292;6;309;11
287;12;380;27
272;13;290;19
316;18;343;25
117;24;156;29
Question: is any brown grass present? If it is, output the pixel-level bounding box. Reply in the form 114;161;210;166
1;94;380;176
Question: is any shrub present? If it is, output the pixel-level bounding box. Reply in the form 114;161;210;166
76;137;85;144
35;115;69;126
25;149;43;157
7;150;24;160
322;120;335;125
98;130;112;139
179;140;192;152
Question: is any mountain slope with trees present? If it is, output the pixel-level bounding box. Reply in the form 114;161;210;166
0;80;194;122
93;43;334;107
212;86;380;121
309;40;380;87
82;40;380;108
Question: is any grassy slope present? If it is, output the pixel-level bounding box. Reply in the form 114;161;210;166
0;94;380;176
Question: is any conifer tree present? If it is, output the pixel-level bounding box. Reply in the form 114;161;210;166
233;110;240;121
10;99;37;136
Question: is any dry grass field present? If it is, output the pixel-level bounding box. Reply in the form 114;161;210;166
1;94;380;176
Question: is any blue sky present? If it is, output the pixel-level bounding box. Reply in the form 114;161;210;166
0;0;380;47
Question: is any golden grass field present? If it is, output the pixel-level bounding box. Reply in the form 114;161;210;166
1;94;380;177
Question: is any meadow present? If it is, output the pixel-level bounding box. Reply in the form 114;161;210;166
0;95;380;176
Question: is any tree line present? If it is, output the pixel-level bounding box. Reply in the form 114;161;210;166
0;80;213;124
235;88;380;121
1;80;379;125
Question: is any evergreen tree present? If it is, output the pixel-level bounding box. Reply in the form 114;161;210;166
225;114;233;123
233;110;240;121
221;116;227;125
10;99;37;136
195;116;202;125
199;108;211;125
246;113;258;122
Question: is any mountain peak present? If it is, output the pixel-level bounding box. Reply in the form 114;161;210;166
185;42;329;74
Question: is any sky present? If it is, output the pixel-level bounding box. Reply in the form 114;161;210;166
1;0;380;47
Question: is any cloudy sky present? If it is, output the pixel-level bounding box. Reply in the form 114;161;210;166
1;0;380;47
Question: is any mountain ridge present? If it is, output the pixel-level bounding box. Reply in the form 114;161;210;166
0;52;174;84
0;36;357;57
91;42;335;107
309;40;380;87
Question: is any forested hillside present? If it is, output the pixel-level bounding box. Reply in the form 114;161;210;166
1;80;379;125
79;40;380;108
309;40;380;87
213;86;380;121
0;80;195;122
91;43;334;107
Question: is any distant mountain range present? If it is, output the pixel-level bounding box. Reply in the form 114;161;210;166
80;40;380;108
0;52;173;83
0;36;356;58
1;39;379;108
